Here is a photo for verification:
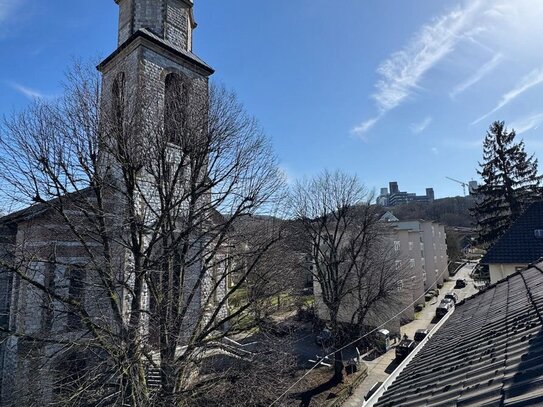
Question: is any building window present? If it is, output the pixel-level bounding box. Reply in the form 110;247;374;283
42;260;56;333
164;73;189;146
395;260;401;271
409;259;415;268
112;72;125;136
394;241;400;251
67;266;85;330
535;230;543;238
397;279;404;292
408;242;414;251
187;15;193;51
54;352;88;398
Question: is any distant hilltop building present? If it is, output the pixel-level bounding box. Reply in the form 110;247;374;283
468;180;479;194
377;181;435;207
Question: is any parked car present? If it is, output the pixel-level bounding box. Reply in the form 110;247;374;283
455;279;467;289
444;292;459;304
440;298;455;306
436;301;453;318
414;329;429;343
315;328;332;347
395;339;416;361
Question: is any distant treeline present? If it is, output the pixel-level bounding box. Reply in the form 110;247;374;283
386;196;475;228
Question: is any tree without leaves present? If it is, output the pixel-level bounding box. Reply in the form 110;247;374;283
290;170;407;383
189;334;298;407
228;216;307;327
471;121;542;246
0;62;286;406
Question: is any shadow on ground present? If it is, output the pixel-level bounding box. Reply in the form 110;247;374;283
297;375;342;407
384;359;400;374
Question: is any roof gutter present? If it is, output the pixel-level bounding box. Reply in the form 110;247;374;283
363;307;455;407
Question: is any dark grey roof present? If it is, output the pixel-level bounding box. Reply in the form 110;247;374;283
97;28;214;75
481;201;543;265
0;187;94;226
0;203;48;225
375;262;543;407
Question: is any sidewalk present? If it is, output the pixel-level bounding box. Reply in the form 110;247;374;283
344;263;479;406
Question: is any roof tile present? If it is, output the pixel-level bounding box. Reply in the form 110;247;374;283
374;262;543;407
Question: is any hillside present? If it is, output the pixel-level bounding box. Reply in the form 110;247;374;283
387;196;475;227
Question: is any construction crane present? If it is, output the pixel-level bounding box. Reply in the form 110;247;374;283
446;177;468;196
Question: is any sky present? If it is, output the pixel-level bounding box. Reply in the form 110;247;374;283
1;0;543;199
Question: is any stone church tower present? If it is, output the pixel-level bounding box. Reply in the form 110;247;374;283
98;0;214;153
0;2;220;405
96;0;217;341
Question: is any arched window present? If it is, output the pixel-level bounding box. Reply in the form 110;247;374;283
111;72;125;136
53;351;88;399
164;73;189;145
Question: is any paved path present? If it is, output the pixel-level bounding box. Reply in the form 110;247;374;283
344;262;479;406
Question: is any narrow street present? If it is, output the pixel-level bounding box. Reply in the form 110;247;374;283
344;262;479;406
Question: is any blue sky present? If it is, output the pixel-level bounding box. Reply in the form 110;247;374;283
1;0;543;199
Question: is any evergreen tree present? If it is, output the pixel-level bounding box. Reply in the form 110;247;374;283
472;121;542;246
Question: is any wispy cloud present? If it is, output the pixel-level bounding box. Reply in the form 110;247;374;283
411;116;432;134
374;5;479;112
0;0;26;38
510;111;543;134
9;82;50;99
450;53;503;98
352;116;381;139
431;147;439;155
352;1;482;136
0;0;19;23
472;67;543;125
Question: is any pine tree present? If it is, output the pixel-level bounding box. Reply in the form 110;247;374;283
472;121;542;246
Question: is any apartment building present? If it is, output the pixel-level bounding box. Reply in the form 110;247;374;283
388;219;448;307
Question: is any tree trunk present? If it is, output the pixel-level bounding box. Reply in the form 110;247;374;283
333;349;344;383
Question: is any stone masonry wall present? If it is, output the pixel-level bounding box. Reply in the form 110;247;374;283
117;0;192;52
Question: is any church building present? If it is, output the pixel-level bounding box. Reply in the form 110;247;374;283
0;1;229;405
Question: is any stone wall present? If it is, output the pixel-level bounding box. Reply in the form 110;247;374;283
117;0;193;51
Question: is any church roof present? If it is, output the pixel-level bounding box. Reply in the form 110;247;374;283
372;261;543;407
0;203;49;225
481;201;543;265
97;28;214;75
0;188;96;226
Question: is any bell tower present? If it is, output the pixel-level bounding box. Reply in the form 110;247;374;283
96;0;215;345
98;0;214;153
116;0;196;51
